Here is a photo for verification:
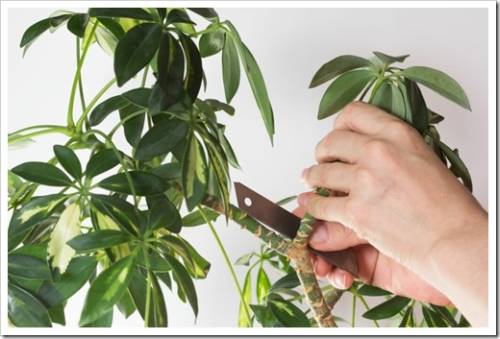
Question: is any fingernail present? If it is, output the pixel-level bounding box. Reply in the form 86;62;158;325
310;225;327;244
336;273;348;289
297;193;309;206
301;168;312;188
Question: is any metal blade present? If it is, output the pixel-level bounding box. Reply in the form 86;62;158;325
234;182;359;277
234;182;300;239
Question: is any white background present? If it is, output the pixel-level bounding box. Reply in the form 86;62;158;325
7;6;489;328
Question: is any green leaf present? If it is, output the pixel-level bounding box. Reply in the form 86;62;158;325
309;55;372;88
135;119;189;161
8;283;52;327
82;308;113;327
51;256;97;301
20;14;71;50
221;33;240;103
48;203;81;274
119;104;145;147
156;32;186;110
114;23;161;86
204;99;235;115
200;28;225;57
179;33;203;102
182;207;219;227
399;305;415;327
85;148;120;178
256;267;271;304
116;290;136;319
149;274;168;326
237;41;275;143
268;298;310;327
128;268;167;326
121;87;151;108
428;109;445;124
422;305;448;327
430;304;458;327
276;195;297;206
372;51;410;65
438;141;473;192
270;271;300;291
217;128;240;169
94;19;120;56
238;270;252;327
400;79;429;133
160;235;210;279
67;13;89;37
147;196;182;233
370;81;406;121
188;8;219;21
9;253;51;280
250;304;280;327
163;253;198;317
53;145;82;180
356;284;391;296
89;8;154;21
79;252;138;326
91;194;139;235
68;230;131;252
88;95;129;126
151;162;182;182
98;171;168;196
401;66;471;110
48;303;65;325
182;135;208;210
8;170;24;198
8;194;69;249
12;162;72;187
318;69;375;119
362;296;410;320
166;9;195;25
235;253;254;266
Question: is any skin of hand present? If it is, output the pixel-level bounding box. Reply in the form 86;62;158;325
298;101;488;326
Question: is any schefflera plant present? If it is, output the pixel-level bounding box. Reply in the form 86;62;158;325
301;51;473;326
7;7;276;328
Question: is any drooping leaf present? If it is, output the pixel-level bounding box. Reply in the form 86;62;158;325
116;290;136;319
98;171;168;196
422;305;448;327
400;79;428;133
370;81;407;121
200;28;225;58
8;283;52;327
182;135;208;210
166;9;195;25
318;69;375;119
270;271;300;292
399;305;415;327
250;304;281;327
88;95;129;126
135;119;189;161
221;33;240;103
428;109;445;124
163;253;198;317
372;51;410;65
362;296;410;320
438;141;473;192
48;203;81;274
53;145;82;180
238;270;252;327
401;66;471;110
8;253;51;280
182;207;219;227
430;304;458;327
68;230;131;252
204;98;235;115
20;14;71;51
159;235;210;279
88;8;154;21
309;55;372;88
119;104;145;147
114;23;161;86
179;33;203;102
12;162;72;187
121;87;151;108
67;13;89;38
79;252;138;326
256;267;271;304
85;148;120;178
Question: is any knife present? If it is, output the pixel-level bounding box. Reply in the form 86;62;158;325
234;182;359;277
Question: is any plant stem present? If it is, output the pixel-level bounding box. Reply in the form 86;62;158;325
357;294;380;327
197;205;252;326
141;66;149;87
351;294;356;327
76;38;87;112
67;21;98;128
75;78;117;132
143;248;153;327
8;126;72;144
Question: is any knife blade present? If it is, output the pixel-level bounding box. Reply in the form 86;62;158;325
234;182;359;277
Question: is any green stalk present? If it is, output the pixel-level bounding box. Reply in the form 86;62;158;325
357;295;380;327
8;126;72;144
67;21;98;128
143;248;153;327
75;78;117;132
197;205;252;326
76;38;87;112
351;294;356;327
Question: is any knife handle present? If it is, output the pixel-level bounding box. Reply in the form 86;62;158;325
308;246;359;278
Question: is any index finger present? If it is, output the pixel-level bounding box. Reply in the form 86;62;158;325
334;101;400;135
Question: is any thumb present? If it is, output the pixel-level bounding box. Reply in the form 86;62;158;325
309;221;366;251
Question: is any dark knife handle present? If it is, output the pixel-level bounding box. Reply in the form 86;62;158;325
308;246;359;278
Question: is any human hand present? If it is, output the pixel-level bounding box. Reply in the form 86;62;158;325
298;101;488;325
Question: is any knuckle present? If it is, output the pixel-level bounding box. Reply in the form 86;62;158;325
354;168;375;186
315;132;335;162
365;139;393;163
389;121;417;142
